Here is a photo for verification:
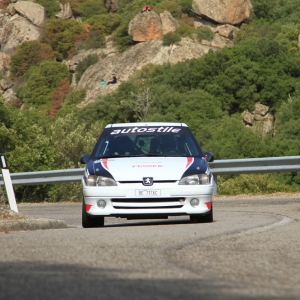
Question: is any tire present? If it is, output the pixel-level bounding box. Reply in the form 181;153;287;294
190;204;213;223
82;200;105;228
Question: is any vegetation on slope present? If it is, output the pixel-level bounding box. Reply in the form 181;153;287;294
1;0;300;201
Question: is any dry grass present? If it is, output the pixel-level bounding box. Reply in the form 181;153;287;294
0;205;29;221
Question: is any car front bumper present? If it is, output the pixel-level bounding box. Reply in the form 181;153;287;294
82;179;213;218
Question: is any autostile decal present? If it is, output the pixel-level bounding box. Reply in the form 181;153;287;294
110;126;181;134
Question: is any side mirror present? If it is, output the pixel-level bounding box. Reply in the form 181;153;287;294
203;152;214;162
80;154;90;164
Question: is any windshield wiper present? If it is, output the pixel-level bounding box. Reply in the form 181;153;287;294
99;155;131;158
99;153;184;158
131;153;164;157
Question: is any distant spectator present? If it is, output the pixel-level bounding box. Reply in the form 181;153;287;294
107;74;117;85
141;5;152;13
100;79;106;85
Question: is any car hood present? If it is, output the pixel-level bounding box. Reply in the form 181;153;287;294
88;156;208;181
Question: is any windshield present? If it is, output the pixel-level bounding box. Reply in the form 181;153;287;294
92;126;203;158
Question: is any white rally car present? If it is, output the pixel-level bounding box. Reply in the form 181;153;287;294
80;122;216;227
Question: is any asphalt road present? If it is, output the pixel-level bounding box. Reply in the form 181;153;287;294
0;195;299;300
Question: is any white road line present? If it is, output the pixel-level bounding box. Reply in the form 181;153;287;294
243;216;293;235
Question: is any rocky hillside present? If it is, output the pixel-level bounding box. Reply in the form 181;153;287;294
0;0;252;107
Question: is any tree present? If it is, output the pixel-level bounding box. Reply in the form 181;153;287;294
37;0;61;18
17;60;70;109
50;79;73;117
10;41;56;78
0;97;15;153
78;0;107;20
40;19;85;59
203;115;267;159
50;113;103;168
130;88;152;121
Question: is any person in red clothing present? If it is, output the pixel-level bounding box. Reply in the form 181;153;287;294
141;5;152;12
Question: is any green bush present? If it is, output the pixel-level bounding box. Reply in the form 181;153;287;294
252;0;300;23
218;174;298;195
57;89;86;117
64;89;86;106
37;0;61;18
175;20;195;37
10;41;56;78
195;26;214;41
50;113;102;168
275;23;300;52
113;21;135;51
75;54;99;83
178;0;193;15
44;113;104;201
17;60;69;108
85;13;121;35
40;19;85;59
78;0;107;21
83;30;105;50
47;182;83;202
162;32;181;46
154;0;182;18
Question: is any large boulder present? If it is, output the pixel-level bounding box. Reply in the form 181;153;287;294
160;11;179;34
128;11;163;42
0;52;11;75
0;9;10;40
2;88;21;107
128;11;179;42
11;1;46;27
0;14;41;55
214;24;239;40
192;0;252;25
0;78;12;90
211;33;234;48
76;38;211;107
55;2;73;19
242;103;274;135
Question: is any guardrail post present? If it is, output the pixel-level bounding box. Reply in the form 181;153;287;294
0;153;18;212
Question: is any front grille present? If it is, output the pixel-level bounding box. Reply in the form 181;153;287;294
111;197;185;209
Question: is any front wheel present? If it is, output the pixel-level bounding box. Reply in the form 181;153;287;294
82;200;105;228
190;205;213;223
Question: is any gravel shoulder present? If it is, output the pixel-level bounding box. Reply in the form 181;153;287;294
0;204;68;232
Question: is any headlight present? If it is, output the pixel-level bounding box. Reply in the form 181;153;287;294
86;175;117;186
179;174;210;185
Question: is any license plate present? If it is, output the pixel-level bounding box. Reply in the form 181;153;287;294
135;189;161;196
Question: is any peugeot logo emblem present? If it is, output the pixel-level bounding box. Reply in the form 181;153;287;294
143;177;153;186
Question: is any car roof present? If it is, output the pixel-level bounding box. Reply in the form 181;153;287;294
105;122;188;128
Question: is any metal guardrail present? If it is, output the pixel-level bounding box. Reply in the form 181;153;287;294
0;168;85;186
1;156;300;186
209;156;300;174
